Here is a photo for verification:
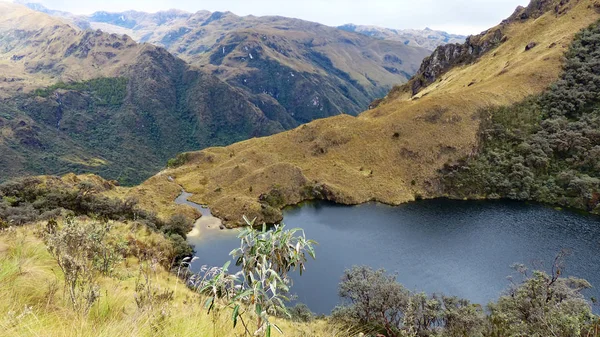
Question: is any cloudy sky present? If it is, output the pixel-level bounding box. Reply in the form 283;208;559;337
10;0;529;35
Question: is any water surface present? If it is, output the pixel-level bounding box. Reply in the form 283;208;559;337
184;197;600;314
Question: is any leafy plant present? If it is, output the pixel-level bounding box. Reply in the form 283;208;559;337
189;216;316;336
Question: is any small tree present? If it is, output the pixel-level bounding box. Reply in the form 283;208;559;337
333;266;485;337
488;260;595;337
191;216;316;336
43;218;112;313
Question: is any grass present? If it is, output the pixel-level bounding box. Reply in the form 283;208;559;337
134;0;600;227
0;223;355;337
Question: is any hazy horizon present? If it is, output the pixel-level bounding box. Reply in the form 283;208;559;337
5;0;530;36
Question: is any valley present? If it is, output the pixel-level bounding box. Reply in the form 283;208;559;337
1;0;600;336
0;2;429;185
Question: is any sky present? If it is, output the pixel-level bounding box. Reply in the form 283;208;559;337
7;0;529;35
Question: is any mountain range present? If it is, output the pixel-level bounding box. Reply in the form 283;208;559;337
337;24;465;50
0;2;431;184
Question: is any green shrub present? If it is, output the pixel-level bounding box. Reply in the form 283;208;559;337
166;153;190;168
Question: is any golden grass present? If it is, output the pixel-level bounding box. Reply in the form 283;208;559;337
134;0;600;227
0;224;352;337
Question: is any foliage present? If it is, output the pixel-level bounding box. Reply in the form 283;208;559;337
488;252;595;337
332;266;485;337
0;177;193;263
441;21;600;214
33;77;128;106
287;303;315;323
166;153;190;169
333;261;597;337
188;217;316;336
42;218;115;313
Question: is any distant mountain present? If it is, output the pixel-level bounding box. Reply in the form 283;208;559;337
0;2;289;184
20;3;431;124
338;24;466;51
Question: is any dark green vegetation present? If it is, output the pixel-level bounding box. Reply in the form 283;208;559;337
32;77;128;106
332;264;599;337
442;21;600;214
0;48;286;185
0;176;193;262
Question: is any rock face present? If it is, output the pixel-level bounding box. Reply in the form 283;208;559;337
409;29;504;95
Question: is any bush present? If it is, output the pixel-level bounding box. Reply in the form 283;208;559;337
166;153;190;168
287;303;315;323
43;218;113;313
332;266;485;337
332;261;597;337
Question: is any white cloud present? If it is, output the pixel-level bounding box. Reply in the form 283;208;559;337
23;0;529;35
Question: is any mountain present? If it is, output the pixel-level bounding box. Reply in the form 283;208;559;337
21;3;431;124
338;24;466;51
133;0;600;227
0;2;293;185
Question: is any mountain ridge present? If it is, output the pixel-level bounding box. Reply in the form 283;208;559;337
19;2;432;123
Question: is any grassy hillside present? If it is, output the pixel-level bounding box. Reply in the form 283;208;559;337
1;178;598;337
133;0;600;227
0;222;346;337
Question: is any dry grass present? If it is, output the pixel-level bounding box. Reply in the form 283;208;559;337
0;224;352;337
133;0;600;227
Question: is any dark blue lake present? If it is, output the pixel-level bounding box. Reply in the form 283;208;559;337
186;199;600;314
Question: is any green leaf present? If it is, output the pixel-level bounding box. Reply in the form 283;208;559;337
255;303;262;316
266;324;271;337
204;297;215;314
232;304;240;328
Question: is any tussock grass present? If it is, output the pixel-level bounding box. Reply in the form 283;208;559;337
0;224;351;337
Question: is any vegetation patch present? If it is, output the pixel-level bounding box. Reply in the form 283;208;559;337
33;77;128;107
441;21;600;214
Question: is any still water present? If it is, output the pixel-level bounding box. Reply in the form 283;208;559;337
183;197;600;314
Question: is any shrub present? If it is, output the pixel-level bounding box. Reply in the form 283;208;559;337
42;218;113;313
287;303;315;323
189;217;317;336
166;153;190;168
332;266;486;337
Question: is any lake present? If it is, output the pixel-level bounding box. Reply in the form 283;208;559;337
183;197;600;314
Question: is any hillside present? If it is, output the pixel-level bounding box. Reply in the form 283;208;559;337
23;3;431;124
0;2;292;185
132;0;600;227
338;25;466;50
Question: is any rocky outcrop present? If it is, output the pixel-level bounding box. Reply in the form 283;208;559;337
409;29;504;95
406;0;573;96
